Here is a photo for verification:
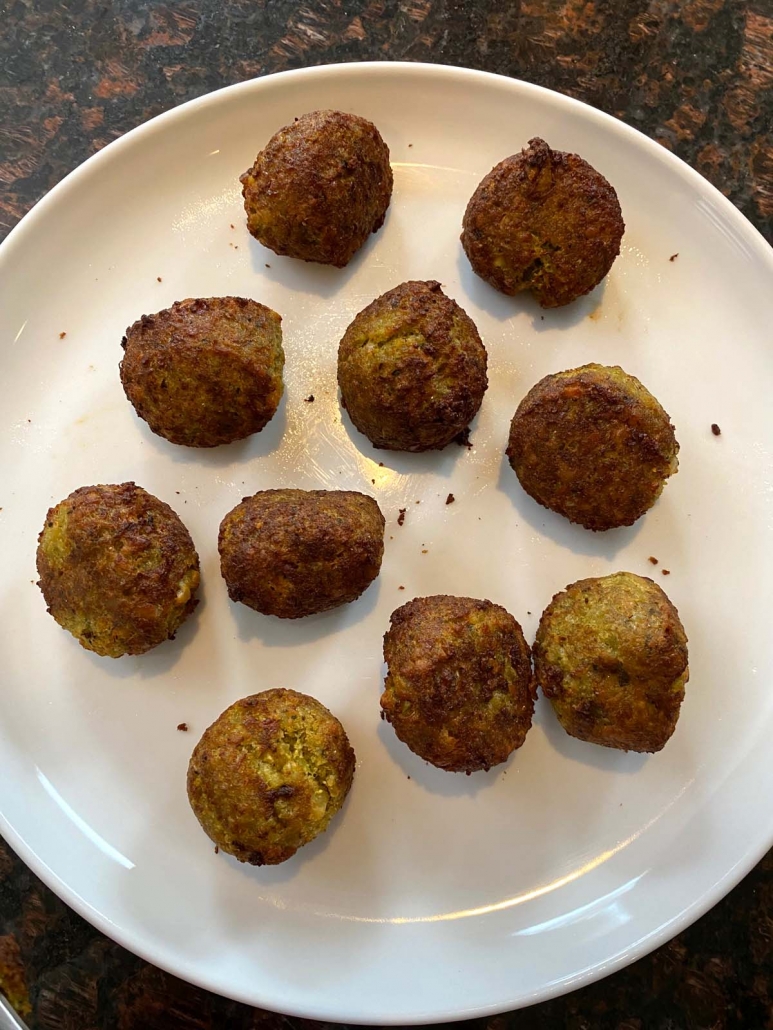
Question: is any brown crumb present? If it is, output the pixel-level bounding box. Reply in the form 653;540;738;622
454;428;473;449
540;315;545;320
669;253;679;262
378;462;384;467
446;493;455;505
372;479;376;485
662;569;671;576
398;585;405;590
526;611;531;615
415;500;421;505
421;549;428;554
711;423;721;436
304;394;315;403
397;508;406;526
214;845;219;854
157;276;162;282
59;331;66;339
177;722;188;731
234;245;238;249
389;535;393;540
408;143;413;148
265;263;271;268
230;223;234;229
648;556;659;565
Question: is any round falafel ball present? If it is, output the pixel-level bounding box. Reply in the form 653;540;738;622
119;297;284;449
337;280;488;452
461;137;625;308
381;595;535;773
187;689;356;865
36;482;200;658
219;489;385;619
534;572;689;753
507;363;678;531
240;110;393;267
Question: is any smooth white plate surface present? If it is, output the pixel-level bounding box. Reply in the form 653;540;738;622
1;63;773;1024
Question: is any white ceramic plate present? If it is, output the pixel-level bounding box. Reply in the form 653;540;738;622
1;62;772;1024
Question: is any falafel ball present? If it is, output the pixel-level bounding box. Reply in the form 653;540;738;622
219;489;385;619
36;482;200;658
187;689;355;865
507;363;678;531
534;572;689;753
337;280;488;452
381;595;535;773
240;110;393;267
119;297;284;449
461;137;625;308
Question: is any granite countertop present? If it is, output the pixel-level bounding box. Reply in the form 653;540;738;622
1;2;772;1027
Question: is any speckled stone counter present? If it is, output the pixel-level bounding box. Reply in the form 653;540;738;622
1;2;772;1028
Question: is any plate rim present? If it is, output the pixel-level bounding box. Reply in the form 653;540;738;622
1;60;773;1024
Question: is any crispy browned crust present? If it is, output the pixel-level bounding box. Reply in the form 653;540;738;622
381;595;535;773
534;572;689;753
461;137;625;308
36;482;200;658
337;280;488;452
240;109;393;267
218;489;385;619
187;688;356;865
506;363;678;531
119;296;284;449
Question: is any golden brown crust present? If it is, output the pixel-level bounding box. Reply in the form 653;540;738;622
461;137;625;308
337;280;488;452
119;296;284;449
240;109;393;267
506;363;678;531
36;482;200;658
534;572;689;753
187;688;355;865
218;489;385;618
381;595;535;773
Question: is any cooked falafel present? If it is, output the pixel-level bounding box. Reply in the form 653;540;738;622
461;137;625;307
337;280;488;452
506;363;678;531
219;489;385;619
381;595;535;773
187;689;355;865
240;110;392;267
36;482;200;658
534;572;689;753
119;297;284;449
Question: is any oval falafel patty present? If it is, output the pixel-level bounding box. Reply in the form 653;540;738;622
36;482;200;658
337;280;488;452
381;595;535;773
187;689;356;865
219;489;385;618
120;297;284;448
507;363;678;531
461;137;624;308
240;109;393;267
534;572;689;753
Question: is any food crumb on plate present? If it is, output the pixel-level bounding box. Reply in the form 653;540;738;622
397;508;406;526
177;723;188;732
59;331;66;339
304;394;315;403
214;845;219;854
421;549;428;554
446;493;455;505
711;423;721;436
662;569;671;576
669;253;679;261
157;276;162;282
649;556;659;565
399;585;405;590
454;427;473;448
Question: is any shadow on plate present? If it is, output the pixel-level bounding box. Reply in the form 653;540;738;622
456;248;607;331
229;575;382;648
535;691;649;774
496;450;643;559
249;207;393;299
376;718;509;798
135;394;288;469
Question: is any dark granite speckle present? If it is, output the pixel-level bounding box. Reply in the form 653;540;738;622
1;2;772;1028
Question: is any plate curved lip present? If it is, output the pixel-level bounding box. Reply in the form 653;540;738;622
1;61;772;1023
